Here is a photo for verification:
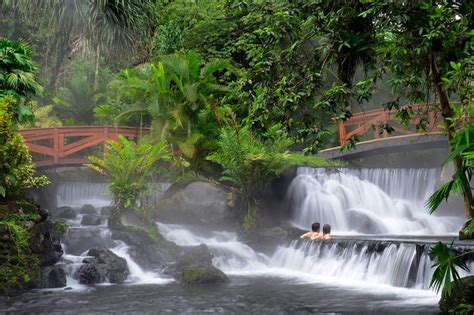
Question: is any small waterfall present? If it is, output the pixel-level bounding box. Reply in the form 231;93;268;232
287;168;464;235
57;182;171;208
157;223;268;271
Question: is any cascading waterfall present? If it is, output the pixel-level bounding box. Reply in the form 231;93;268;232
157;223;474;291
57;182;171;208
287;167;464;235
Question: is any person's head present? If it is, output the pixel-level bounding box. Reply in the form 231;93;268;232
323;224;331;235
311;222;320;232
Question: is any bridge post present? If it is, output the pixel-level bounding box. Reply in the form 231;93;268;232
338;122;347;146
53;128;59;164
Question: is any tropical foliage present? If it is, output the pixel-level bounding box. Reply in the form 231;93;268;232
429;241;472;296
85;136;170;222
0;96;49;199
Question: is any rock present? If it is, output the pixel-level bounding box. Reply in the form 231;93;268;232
101;206;112;216
156;181;233;226
53;206;77;219
31;220;64;266
77;248;129;284
118;209;146;229
165;244;229;285
37;206;49;222
111;226;180;270
80;215;102;226
77;263;101;285
242;226;302;254
80;204;96;215
459;220;474;240
439;276;474;314
40;265;66;288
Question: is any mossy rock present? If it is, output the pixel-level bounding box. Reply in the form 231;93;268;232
52;221;69;236
181;266;229;285
439;276;474;314
459;220;474;240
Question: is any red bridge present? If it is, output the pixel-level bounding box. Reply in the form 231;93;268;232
20;106;446;167
20;126;148;167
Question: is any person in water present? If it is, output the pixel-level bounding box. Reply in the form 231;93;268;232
321;224;331;240
300;222;320;240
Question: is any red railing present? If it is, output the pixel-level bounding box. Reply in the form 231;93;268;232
20;126;149;167
338;105;440;146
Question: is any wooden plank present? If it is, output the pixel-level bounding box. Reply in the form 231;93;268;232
62;135;101;151
25;143;54;156
62;136;105;157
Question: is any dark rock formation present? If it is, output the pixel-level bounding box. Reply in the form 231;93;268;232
77;248;129;284
80;214;102;226
439;276;474;314
101;206;112;216
40;265;66;288
164;244;229;285
53;206;76;219
80;204;96;214
155;181;234;226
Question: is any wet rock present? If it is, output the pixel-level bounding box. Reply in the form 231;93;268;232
77;248;129;284
80;204;96;215
119;209;146;229
439;276;474;314
459;219;474;240
77;263;101;285
31;220;64;266
156;181;233;226
101;206;112;216
111;226;180;270
80;215;102;226
165;244;229;285
53;206;77;219
242;226;302;254
40;265;66;288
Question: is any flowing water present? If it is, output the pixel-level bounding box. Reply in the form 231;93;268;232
1;168;473;314
287;168;464;235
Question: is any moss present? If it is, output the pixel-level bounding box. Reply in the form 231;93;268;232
52;221;69;236
459;219;474;240
182;267;208;284
448;304;474;315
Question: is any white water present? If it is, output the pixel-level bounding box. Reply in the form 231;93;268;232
57;182;171;208
157;222;474;292
287;168;463;235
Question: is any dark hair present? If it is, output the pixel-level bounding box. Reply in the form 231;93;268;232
323;224;331;235
311;222;320;232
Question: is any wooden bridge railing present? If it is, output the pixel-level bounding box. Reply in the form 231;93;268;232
19;126;149;167
338;105;440;146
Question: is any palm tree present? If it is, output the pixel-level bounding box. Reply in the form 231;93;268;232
14;0;154;89
104;51;233;166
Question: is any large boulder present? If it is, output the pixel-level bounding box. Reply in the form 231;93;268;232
52;206;77;219
156;181;233;226
439;276;474;314
77;248;129;284
30;220;65;266
40;265;66;288
164;244;229;285
101;206;112;216
80;204;96;215
80;214;102;226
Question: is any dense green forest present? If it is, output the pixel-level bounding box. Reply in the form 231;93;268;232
0;0;473;305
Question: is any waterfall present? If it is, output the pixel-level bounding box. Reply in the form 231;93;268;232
287;168;464;235
57;182;171;208
157;223;473;291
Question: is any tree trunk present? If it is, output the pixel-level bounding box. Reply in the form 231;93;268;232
430;56;474;219
94;43;100;89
